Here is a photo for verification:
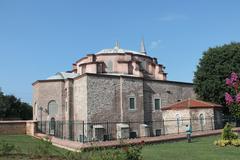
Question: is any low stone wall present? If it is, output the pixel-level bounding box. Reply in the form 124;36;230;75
0;121;36;136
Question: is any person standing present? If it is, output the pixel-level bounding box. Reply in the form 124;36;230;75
186;124;192;143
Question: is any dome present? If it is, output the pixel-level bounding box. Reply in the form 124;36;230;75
47;72;79;80
96;41;146;55
47;74;63;80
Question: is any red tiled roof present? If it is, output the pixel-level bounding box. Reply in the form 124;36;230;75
161;99;222;110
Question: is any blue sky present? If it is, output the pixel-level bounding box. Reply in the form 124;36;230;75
0;0;240;104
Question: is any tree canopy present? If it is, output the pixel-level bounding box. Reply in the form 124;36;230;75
193;42;240;113
0;88;32;120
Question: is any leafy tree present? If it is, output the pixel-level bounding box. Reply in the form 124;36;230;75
194;42;240;114
0;88;32;120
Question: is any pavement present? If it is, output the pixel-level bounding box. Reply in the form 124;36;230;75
34;127;240;151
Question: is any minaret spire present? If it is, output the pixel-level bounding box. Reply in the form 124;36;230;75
140;38;147;54
115;41;120;49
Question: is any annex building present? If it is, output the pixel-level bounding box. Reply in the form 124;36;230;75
32;41;222;141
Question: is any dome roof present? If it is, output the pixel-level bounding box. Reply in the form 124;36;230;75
96;41;147;55
47;72;79;80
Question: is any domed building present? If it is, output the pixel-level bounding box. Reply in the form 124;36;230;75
32;41;222;141
71;41;166;80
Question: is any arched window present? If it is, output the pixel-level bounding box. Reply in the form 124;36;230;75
176;114;181;126
34;103;38;119
199;113;205;126
106;60;113;72
48;100;58;115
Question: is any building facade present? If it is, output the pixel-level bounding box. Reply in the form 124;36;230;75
32;41;221;141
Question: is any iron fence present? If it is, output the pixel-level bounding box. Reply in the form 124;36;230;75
37;117;239;143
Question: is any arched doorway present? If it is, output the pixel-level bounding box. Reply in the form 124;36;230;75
50;117;56;135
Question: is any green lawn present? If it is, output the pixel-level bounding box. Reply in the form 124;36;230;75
142;136;240;160
0;135;240;160
0;135;67;159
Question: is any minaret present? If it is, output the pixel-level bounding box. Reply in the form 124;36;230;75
140;38;147;55
114;41;120;49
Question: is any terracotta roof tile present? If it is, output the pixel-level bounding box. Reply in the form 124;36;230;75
162;99;222;110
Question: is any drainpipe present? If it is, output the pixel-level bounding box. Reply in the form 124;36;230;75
120;76;123;122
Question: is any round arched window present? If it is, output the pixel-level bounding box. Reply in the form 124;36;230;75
106;60;113;72
48;100;58;115
199;113;205;125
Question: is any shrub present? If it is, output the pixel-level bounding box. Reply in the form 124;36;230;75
231;139;240;147
0;140;18;155
124;145;143;160
214;123;240;147
33;137;53;156
214;140;231;147
221;123;238;140
64;151;89;160
89;149;125;160
88;144;143;160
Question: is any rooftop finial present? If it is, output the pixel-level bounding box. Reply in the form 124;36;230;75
140;38;147;54
115;41;120;49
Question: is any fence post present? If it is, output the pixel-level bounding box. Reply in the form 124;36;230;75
106;121;109;139
45;121;47;133
162;119;165;135
62;121;63;139
82;121;85;144
49;121;50;135
128;121;131;133
201;120;203;131
211;117;214;130
177;121;179;134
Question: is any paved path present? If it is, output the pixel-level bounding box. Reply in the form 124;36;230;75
35;128;240;151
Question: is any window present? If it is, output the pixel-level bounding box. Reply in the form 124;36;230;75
176;114;181;126
48;100;58;115
106;61;113;72
129;97;135;110
140;61;146;71
65;102;68;112
154;98;161;110
199;113;205;125
34;103;37;116
65;88;68;97
155;129;161;136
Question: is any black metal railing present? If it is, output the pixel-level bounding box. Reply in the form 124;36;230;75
36;117;239;143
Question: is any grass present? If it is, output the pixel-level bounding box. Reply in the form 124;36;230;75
0;135;240;160
0;135;67;159
142;136;240;160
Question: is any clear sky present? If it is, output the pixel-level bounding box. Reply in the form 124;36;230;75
0;0;240;104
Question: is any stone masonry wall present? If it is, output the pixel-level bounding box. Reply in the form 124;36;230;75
162;108;215;134
72;76;87;141
163;109;191;134
143;80;196;123
32;81;65;122
190;108;214;131
87;75;120;123
86;74;144;138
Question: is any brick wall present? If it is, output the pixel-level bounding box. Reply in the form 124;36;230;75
0;121;36;136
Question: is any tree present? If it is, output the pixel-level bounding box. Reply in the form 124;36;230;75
225;72;240;118
0;88;32;120
193;42;240;114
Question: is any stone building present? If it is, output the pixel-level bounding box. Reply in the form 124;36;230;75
32;41;221;141
162;99;222;134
